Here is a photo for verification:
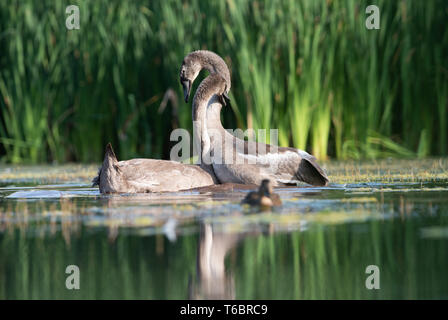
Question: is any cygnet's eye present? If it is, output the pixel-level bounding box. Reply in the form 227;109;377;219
180;69;187;83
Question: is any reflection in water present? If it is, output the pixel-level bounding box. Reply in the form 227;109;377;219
1;198;448;299
1;162;448;299
189;223;242;299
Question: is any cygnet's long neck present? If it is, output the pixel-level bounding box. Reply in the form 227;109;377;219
188;50;231;92
205;100;224;131
189;51;231;170
192;76;224;165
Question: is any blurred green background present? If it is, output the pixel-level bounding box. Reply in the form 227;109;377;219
0;0;447;163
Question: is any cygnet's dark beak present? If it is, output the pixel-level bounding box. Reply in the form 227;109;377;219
219;92;231;106
181;78;191;103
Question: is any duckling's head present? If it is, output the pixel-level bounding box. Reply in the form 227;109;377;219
180;55;202;103
259;179;274;196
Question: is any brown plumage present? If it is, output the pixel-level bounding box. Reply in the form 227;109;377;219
181;50;329;187
241;179;282;209
180;50;231;103
92;143;215;193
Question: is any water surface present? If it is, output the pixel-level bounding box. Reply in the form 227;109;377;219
0;159;447;299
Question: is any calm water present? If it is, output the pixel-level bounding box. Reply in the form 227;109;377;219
0;160;448;299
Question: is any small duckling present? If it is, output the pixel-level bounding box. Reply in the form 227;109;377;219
241;179;282;209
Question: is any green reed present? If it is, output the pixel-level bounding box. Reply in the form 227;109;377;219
0;0;447;163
